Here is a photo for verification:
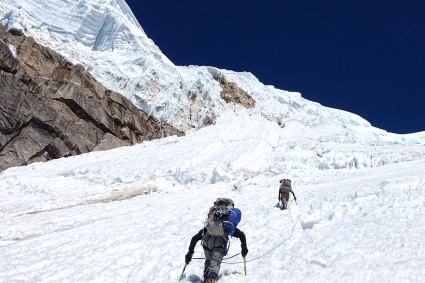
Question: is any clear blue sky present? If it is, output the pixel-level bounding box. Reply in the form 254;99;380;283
126;0;424;134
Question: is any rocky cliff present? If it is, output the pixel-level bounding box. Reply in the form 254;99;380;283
0;25;183;171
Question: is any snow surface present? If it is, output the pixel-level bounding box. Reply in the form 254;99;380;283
1;111;425;283
1;1;425;282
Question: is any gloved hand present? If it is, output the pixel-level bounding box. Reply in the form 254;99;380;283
185;251;194;264
241;245;248;258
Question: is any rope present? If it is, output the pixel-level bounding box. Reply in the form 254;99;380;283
222;216;299;265
193;252;240;261
287;199;298;224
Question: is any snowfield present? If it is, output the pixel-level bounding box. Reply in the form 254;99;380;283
1;111;424;282
1;0;425;282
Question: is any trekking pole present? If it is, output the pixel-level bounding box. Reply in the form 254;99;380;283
243;257;247;275
179;263;187;281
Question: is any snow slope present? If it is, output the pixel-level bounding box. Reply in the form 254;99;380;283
1;111;425;282
1;1;425;282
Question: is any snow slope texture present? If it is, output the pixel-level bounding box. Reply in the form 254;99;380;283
1;111;425;282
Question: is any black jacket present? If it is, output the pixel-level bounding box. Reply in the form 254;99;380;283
188;228;247;253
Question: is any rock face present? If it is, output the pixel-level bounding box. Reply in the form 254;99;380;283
0;25;183;171
217;77;255;109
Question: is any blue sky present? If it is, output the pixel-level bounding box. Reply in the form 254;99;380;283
126;0;424;134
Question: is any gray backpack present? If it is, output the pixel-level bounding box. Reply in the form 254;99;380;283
205;198;234;236
279;179;292;193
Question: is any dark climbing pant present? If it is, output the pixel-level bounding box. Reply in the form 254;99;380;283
203;247;224;280
280;191;289;209
202;235;226;280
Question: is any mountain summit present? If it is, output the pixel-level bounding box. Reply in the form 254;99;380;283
2;0;419;138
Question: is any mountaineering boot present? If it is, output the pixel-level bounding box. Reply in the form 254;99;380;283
204;279;215;283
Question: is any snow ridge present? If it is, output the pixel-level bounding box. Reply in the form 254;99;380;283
3;0;423;142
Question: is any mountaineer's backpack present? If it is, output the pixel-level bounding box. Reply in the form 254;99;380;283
279;179;292;193
205;198;241;237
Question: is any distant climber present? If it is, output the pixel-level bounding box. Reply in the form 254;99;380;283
278;179;297;210
184;198;248;283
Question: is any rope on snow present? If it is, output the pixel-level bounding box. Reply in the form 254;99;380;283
222;216;299;265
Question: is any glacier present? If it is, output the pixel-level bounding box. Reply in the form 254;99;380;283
1;1;425;282
2;0;422;142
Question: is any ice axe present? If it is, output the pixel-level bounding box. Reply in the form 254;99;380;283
179;263;187;281
244;257;247;275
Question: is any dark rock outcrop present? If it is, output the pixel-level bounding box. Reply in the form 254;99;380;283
216;77;255;108
0;25;183;171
